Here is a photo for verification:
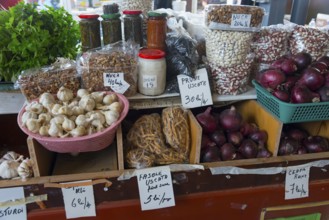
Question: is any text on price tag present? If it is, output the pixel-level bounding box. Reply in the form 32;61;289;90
177;68;213;108
61;180;96;219
231;14;251;28
285;165;310;200
136;166;175;211
103;72;130;94
0;187;26;220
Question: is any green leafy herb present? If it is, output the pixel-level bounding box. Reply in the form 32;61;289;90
0;2;80;82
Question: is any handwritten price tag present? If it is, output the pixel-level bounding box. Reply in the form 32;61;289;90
0;187;26;220
61;180;96;219
177;68;213;108
136;166;175;211
231;14;251;28
285;165;310;200
103;72;130;94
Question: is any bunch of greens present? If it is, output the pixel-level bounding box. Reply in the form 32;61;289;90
0;2;80;82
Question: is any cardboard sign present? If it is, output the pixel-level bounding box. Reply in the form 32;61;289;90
177;68;213;108
285;165;310;200
103;72;130;94
231;14;251;28
61;180;96;219
0;187;27;220
136;166;175;211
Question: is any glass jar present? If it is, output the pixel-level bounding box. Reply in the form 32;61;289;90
78;14;101;52
147;12;167;51
101;13;122;46
138;48;166;96
123;10;143;47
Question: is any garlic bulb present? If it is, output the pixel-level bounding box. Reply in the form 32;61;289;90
26;118;41;133
77;89;89;98
72;106;84;116
87;125;96;135
62;117;76;132
2;151;21;161
102;110;120;126
68;98;79;108
38;112;52;125
109;101;123;113
91;119;104;132
21;111;38;126
58;105;73;116
70;126;87;137
75;115;90;127
51;103;63;115
57;86;74;103
103;93;118;105
39;92;56;107
39;125;50;136
0;160;19;179
50;115;65;125
48;121;64;137
90;111;106;125
26;101;44;114
17;158;33;180
91;91;106;104
79;95;96;112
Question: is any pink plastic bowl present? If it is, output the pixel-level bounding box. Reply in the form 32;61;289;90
17;92;129;153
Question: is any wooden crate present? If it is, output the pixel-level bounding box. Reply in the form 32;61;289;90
28;124;124;177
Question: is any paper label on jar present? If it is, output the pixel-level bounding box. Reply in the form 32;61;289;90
103;72;130;94
142;75;157;89
231;14;251;28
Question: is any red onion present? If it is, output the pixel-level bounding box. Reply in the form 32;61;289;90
297;147;308;155
280;75;299;91
291;85;320;103
259;69;286;89
218;106;243;132
317;85;329;102
257;148;272;158
201;146;221;162
227;131;243;147
196;107;217;134
209;129;226;147
249;130;268;146
272;89;290;102
297;67;324;91
323;70;329;86
286;127;309;142
278;137;300;155
291;52;312;70
303;136;329;153
311;62;328;73
201;134;217;149
240;122;259;137
220;143;237;161
280;58;298;75
318;55;329;67
234;152;245;160
238;139;258;158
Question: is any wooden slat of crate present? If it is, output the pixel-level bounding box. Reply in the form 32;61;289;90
188;110;202;164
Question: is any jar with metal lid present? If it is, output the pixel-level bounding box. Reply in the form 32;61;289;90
123;10;143;47
78;14;101;52
101;13;122;45
138;48;166;96
147;12;167;51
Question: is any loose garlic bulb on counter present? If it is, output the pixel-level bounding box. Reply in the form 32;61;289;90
20;86;124;138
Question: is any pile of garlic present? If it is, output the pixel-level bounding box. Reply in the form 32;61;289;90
21;86;124;138
0;151;33;181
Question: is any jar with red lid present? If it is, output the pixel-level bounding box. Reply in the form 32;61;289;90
138;48;166;96
78;14;101;52
147;12;167;51
123;10;143;47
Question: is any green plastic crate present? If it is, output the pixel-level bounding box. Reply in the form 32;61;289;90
252;80;329;123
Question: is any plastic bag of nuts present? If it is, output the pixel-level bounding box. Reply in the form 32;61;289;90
205;29;254;67
205;4;264;31
121;0;153;19
16;59;80;102
251;24;292;63
289;25;329;61
209;53;255;95
77;41;139;97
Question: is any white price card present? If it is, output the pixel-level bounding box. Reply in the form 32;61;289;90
61;180;96;219
136;166;175;211
177;68;213;108
231;14;251;28
103;72;130;94
285;165;310;200
0;187;27;220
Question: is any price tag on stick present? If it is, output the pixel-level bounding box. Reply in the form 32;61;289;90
285;165;310;200
136;166;175;211
177;68;213;108
0;187;27;220
61;180;96;219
